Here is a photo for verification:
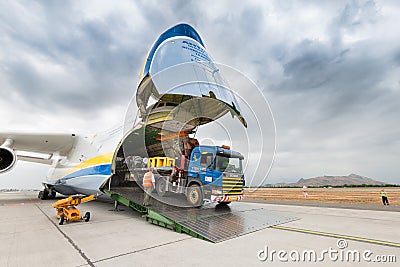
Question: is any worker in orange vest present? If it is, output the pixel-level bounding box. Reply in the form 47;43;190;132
143;168;155;206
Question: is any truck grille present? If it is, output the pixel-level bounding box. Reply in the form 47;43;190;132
222;177;243;195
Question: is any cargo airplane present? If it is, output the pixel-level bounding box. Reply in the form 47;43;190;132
0;23;247;200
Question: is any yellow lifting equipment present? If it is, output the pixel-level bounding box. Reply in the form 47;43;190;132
52;194;96;225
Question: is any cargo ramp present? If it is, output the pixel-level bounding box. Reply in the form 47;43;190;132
103;187;297;243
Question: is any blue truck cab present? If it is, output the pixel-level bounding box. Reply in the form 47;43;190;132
186;145;245;205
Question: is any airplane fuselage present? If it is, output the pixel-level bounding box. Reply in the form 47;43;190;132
45;127;123;196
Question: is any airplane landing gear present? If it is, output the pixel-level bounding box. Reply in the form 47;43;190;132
38;188;56;200
38;190;48;200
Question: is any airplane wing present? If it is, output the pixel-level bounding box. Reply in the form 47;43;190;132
0;132;77;172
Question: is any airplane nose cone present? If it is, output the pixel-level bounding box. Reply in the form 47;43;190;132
134;25;247;131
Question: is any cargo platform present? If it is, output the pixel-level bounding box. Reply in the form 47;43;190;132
104;187;298;243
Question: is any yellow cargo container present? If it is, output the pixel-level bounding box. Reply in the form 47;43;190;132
148;157;175;168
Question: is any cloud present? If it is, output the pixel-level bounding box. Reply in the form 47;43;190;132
0;1;144;119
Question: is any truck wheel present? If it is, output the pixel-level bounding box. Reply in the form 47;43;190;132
59;214;65;225
187;184;203;207
156;177;168;197
217;202;231;208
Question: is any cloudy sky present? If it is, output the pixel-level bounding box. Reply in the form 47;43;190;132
1;0;399;188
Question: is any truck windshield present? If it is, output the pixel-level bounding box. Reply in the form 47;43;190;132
215;156;242;173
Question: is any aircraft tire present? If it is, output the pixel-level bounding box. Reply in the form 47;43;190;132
49;190;56;199
38;190;48;200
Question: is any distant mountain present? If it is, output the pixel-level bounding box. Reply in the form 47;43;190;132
269;174;386;187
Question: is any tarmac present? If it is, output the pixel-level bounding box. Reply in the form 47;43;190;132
0;191;399;266
243;198;400;212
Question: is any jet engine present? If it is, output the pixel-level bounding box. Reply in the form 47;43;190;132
0;140;16;173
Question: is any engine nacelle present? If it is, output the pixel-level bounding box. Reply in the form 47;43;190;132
0;147;17;173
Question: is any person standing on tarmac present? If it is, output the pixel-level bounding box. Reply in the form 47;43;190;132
143;168;155;206
380;189;389;205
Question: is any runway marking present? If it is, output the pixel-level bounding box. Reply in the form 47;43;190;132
93;237;193;264
271;225;400;248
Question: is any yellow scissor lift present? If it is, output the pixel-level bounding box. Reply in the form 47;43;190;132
52;194;96;225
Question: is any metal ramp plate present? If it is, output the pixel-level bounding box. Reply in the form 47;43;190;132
105;187;298;243
160;205;297;242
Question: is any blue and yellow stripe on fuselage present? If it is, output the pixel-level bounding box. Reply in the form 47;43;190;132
53;153;114;184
